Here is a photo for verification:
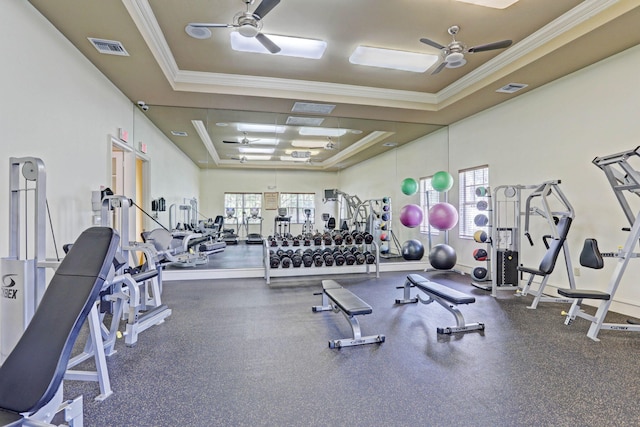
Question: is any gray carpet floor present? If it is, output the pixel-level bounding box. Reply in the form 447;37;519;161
65;270;640;426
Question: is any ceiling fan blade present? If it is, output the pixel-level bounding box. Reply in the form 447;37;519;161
223;140;241;144
256;33;281;54
420;37;446;50
188;23;235;28
468;39;512;53
431;62;448;75
253;0;280;19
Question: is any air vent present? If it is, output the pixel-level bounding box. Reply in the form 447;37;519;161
171;131;188;137
88;38;129;56
291;102;336;115
291;151;311;159
286;116;325;126
496;83;528;94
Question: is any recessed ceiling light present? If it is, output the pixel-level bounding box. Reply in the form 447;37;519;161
171;131;188;137
291;140;329;149
291;102;336;115
299;127;347;137
382;142;397;147
286;116;325;126
349;46;439;73
230;33;327;59
239;147;275;154
237;123;286;134
455;0;519;9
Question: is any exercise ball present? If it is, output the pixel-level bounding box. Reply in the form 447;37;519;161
428;202;459;231
400;204;424;228
380;233;388;241
429;244;457;270
473;248;488;261
472;267;488;281
401;178;418;196
380;244;389;254
475;186;488;197
382;197;389;204
473;230;488;243
402;239;425;261
432;171;454;192
381;213;389;222
474;214;489;227
476;200;488;211
383;204;390;212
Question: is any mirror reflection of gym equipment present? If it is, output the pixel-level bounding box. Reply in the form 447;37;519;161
245;207;263;244
222;208;239;244
274;207;291;238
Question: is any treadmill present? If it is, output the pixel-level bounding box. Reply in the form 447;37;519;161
246;208;263;244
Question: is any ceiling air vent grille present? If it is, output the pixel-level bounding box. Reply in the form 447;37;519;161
88;38;129;56
496;83;528;94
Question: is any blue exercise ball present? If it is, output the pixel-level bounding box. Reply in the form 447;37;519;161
429;244;457;270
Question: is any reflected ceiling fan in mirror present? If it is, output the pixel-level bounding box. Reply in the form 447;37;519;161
420;25;512;75
223;132;260;145
186;0;282;53
229;155;248;163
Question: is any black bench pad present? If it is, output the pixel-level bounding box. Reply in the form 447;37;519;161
557;288;610;300
407;274;475;305
322;280;372;316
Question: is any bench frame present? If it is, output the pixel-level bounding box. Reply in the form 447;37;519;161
312;280;385;348
396;274;484;334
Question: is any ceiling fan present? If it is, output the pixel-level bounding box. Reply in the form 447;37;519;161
324;137;336;150
186;0;282;54
229;155;248;163
420;25;512;75
223;132;260;145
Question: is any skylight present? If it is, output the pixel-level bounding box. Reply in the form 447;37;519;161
299;127;347;137
236;123;286;134
230;33;327;59
291;140;329;149
239;147;275;154
243;155;272;161
349;46;439;73
455;0;519;9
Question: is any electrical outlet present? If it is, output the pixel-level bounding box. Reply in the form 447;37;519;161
574;267;580;277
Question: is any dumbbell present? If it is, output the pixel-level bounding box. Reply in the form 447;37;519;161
314;235;322;246
344;252;356;265
302;254;313;267
334;252;345;266
364;233;374;244
291;254;302;267
281;239;289;247
343;234;353;245
354;233;364;244
323;252;335;266
313;253;324;267
270;255;280;268
333;234;343;245
364;251;376;264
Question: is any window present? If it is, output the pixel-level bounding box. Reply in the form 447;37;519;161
419;177;440;235
458;165;489;238
224;193;262;221
279;193;315;224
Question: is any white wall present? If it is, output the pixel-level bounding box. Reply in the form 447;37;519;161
0;1;199;256
199;168;338;237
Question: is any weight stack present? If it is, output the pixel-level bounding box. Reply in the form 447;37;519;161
496;250;518;286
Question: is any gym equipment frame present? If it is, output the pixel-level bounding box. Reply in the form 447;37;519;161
559;146;640;341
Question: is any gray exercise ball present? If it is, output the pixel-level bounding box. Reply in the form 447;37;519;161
402;239;425;261
429;244;457;270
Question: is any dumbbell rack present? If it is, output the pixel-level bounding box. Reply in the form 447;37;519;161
262;239;380;285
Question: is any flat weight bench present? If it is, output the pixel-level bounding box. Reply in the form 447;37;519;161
312;280;385;348
396;274;485;334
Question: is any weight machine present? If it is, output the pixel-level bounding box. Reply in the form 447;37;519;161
559;146;640;341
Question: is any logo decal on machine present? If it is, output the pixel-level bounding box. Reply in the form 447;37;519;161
2;274;18;299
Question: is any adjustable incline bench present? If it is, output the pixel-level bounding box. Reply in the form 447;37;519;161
0;226;119;427
312;280;385;348
396;274;485;334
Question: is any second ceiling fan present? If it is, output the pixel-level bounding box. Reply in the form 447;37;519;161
420;25;512;75
186;0;282;53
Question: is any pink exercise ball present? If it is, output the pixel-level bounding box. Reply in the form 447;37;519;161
399;204;424;228
428;202;459;230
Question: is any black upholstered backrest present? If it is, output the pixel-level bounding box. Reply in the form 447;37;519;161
579;238;605;269
0;227;119;415
539;217;572;275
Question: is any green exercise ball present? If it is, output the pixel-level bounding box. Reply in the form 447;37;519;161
401;178;419;196
432;171;454;192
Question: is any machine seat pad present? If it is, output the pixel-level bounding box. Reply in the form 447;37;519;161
557;288;610;300
407;274;475;305
322;280;372;316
